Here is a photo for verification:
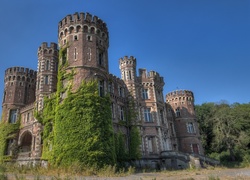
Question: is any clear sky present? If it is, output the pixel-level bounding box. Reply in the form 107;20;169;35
0;0;250;115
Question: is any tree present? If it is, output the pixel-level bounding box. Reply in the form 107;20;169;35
212;103;250;161
195;103;215;154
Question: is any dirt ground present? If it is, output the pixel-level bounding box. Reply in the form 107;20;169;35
6;167;250;180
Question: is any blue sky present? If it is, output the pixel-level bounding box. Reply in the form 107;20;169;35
0;0;250;115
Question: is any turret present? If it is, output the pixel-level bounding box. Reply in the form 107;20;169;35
57;12;109;92
1;67;36;122
119;56;137;82
36;42;58;111
166;90;204;155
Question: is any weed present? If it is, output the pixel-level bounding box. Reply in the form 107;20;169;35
208;175;220;180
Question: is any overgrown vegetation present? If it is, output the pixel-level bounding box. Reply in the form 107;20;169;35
52;81;116;167
0;120;20;163
38;44;140;168
196;102;250;167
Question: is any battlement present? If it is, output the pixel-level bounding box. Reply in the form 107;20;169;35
58;12;108;33
109;73;124;84
38;42;58;56
4;67;37;85
5;67;36;77
119;56;136;66
138;68;164;83
38;42;58;50
166;90;194;99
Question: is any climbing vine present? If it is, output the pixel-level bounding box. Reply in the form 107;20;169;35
52;81;116;167
125;97;141;161
0;120;20;163
39;44;139;168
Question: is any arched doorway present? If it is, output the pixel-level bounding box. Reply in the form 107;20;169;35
19;131;32;153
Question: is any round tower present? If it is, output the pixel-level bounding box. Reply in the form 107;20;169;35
166;90;204;155
1;67;36;122
36;42;58;111
58;12;109;91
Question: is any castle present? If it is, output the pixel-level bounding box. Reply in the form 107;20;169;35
1;12;205;168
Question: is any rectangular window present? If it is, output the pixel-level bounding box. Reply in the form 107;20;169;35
144;108;152;122
99;52;103;66
74;47;77;60
176;108;180;117
44;75;49;85
120;106;125;121
27;112;30;122
119;86;124;97
45;60;50;70
187;122;195;133
108;82;114;93
170;123;175;136
147;136;156;154
9;109;17;123
99;80;104;97
87;48;91;61
128;71;132;80
142;89;149;99
160;110;164;124
87;35;92;42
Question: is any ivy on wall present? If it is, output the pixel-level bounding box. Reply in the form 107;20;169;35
0;43;141;168
52;81;116;167
0;120;20;162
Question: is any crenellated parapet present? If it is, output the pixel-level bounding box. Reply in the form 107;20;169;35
58;12;108;42
4;67;36;84
166;90;194;103
37;42;58;57
138;68;164;85
119;56;136;68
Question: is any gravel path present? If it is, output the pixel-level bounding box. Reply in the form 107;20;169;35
6;167;250;180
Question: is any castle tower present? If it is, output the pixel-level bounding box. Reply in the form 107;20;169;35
1;67;36;122
58;12;109;91
166;90;204;155
119;56;138;98
135;69;172;157
36;42;58;111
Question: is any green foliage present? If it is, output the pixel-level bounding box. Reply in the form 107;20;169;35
40;95;56;160
59;44;68;66
115;132;128;164
195;103;215;154
129;126;141;160
0;120;20;162
52;81;116;168
126;97;141;161
196;102;250;165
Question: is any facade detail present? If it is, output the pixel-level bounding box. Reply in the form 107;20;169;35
1;12;206;168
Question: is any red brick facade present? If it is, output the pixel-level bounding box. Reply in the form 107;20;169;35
1;12;204;165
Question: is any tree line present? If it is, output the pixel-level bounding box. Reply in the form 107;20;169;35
195;102;250;166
